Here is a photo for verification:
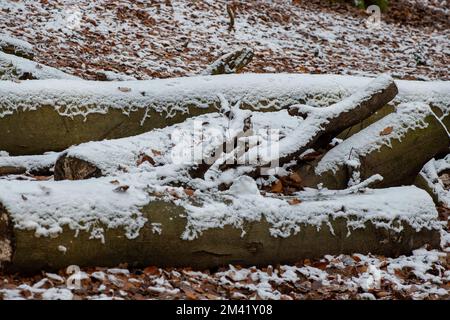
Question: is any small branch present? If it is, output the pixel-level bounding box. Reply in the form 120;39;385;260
226;3;235;32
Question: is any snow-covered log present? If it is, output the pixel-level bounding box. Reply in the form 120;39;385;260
415;155;450;206
0;52;79;82
314;103;450;189
0;175;441;272
0;153;59;177
0;74;448;155
218;74;397;175
201;48;254;75
54;110;298;180
0;35;34;60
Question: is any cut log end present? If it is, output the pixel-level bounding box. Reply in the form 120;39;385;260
54;154;102;181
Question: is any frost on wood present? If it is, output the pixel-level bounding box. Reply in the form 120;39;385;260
54;110;301;180
0;172;442;271
0;74;448;121
0;152;59;176
0;170;441;242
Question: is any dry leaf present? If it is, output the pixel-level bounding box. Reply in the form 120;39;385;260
137;153;155;166
151;149;162;156
114;185;130;193
143;266;159;276
289;172;302;184
380;126;393;136
288;198;302;205
184;188;195;197
271;180;283;193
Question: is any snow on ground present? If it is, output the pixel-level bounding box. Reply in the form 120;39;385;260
0;0;448;300
0;248;448;300
0;0;448;80
0;51;80;80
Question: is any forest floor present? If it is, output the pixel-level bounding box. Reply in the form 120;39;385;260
0;0;448;80
0;0;449;300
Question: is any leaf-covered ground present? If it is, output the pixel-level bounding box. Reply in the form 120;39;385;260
0;0;449;300
0;0;448;80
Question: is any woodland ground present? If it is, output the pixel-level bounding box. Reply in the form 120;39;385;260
0;0;448;300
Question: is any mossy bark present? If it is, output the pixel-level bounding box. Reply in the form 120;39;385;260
0;200;441;273
315;114;449;190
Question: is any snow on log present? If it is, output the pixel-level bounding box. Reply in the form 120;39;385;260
415;154;450;206
0;52;80;81
314;102;450;189
0;74;448;155
0;35;34;60
54;110;300;180
0;152;59;177
219;74;397;176
201;48;254;75
0;174;441;272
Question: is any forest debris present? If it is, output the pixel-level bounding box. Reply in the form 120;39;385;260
202;48;253;75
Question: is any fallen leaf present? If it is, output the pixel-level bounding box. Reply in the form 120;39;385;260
380;126;393;136
114;185;130;193
289;172;302;184
271;180;283;193
137;153;155;166
184;188;195;197
151;149;162;156
288;198;302;205
143;266;159;276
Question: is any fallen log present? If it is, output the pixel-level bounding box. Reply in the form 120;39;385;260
313;102;450;189
0;52;79;81
415;154;450;206
0;153;59;177
54;110;301;181
0;175;441;272
201;48;254;75
0;35;34;60
219;74;397;177
1;74;448;155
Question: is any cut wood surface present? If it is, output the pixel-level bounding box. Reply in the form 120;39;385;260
0;74;448;155
0;181;441;272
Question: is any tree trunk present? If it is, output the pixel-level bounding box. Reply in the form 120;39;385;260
0;187;441;273
1;74;447;155
312;103;450;189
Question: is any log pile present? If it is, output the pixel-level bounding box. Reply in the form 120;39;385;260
0;73;448;272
